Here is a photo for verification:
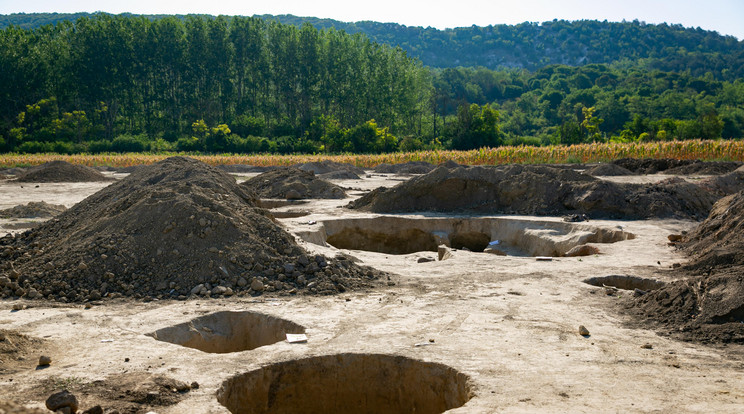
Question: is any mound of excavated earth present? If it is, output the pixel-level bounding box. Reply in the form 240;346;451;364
665;160;742;175
0;157;379;302
611;158;741;175
0;201;67;218
348;164;717;219
14;160;113;183
243;167;346;200
699;165;744;196
373;161;436;175
629;191;744;343
583;163;635;176
293;160;365;176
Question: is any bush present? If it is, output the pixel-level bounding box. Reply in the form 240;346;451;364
111;134;148;152
176;136;203;152
87;140;113;153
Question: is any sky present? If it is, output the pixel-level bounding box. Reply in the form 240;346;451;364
1;0;743;40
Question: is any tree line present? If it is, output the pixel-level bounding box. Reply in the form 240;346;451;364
0;14;742;154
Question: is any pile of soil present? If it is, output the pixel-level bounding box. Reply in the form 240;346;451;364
665;161;742;175
583;163;635;176
611;158;693;174
14;161;113;183
216;164;275;174
318;170;361;180
348;164;717;219
373;161;436;175
293;160;365;176
243;167;347;199
628;191;744;343
0;157;380;302
699;165;744;196
0;400;46;414
0;202;67;219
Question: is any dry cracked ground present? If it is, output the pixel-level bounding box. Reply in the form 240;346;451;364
0;161;743;413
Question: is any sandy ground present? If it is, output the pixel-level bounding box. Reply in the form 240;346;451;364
1;172;743;413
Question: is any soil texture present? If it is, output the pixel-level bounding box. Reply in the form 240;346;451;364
373;161;436;175
699;165;744;196
242;167;347;199
0;202;67;219
14;161;113;183
583;163;636;176
292;160;365;176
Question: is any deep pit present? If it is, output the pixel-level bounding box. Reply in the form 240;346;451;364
217;353;472;414
583;275;666;291
146;311;305;354
301;216;634;257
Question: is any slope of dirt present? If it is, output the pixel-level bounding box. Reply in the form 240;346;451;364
665;160;742;175
348;164;717;219
242;167;346;199
0;400;47;414
293;160;365;176
373;161;436;175
699;165;744;196
583;163;635;176
216;164;275;174
14;161;113;183
0;202;67;219
0;157;380;302
628;191;744;343
319;170;361;180
611;158;693;174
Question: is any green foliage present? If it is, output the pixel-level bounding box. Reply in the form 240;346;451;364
451;104;502;150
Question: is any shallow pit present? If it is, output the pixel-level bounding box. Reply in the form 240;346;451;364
583;275;666;291
146;311;305;354
300;216;634;257
217;353;472;414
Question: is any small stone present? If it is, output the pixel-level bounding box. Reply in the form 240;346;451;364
190;381;200;389
250;278;265;292
417;257;435;263
190;284;204;295
285;189;302;200
78;262;88;271
578;325;590;336
39;355;52;365
437;245;452;261
0;332;5;341
296;275;306;285
12;303;23;311
84;303;92;309
641;343;653;349
564;245;600;257
212;286;228;295
667;234;683;242
237;277;248;287
45;390;78;413
483;247;507;256
82;405;104;414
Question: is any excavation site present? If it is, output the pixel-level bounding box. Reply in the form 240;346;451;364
1;158;743;413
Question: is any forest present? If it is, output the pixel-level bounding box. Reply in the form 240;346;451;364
0;13;743;154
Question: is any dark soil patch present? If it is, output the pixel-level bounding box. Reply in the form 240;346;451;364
611;158;693;174
583;163;635;176
373;161;436;175
699;166;744;196
319;170;361;180
627;191;744;344
14;161;113;183
0;329;48;375
293;160;365;176
242;167;346;199
216;164;276;174
0;202;67;219
0;157;380;302
348;164;717;220
665;161;742;175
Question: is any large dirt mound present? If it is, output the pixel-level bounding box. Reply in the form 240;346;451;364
611;158;692;174
243;167;346;199
216;164;275;174
293;160;365;176
373;161;436;175
348;164;717;219
0;201;67;218
583;163;635;176
664;161;742;175
699;165;744;196
14;161;113;183
629;192;744;343
0;157;379;302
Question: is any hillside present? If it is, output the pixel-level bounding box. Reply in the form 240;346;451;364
2;13;743;79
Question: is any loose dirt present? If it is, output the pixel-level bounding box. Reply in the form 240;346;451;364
0;202;67;219
242;167;346;199
348;163;717;219
373;161;436;175
583;163;635;176
293;160;365;176
13;161;113;183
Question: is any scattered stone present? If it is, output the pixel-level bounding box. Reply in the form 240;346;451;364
45;390;78;413
578;325;590;336
564;245;600;257
437;245;452;261
38;355;52;366
250;278;265;292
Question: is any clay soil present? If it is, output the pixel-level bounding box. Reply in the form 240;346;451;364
1;159;743;413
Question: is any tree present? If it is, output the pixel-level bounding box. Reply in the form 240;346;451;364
451;103;502;150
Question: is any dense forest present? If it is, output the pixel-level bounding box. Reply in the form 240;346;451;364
1;13;743;154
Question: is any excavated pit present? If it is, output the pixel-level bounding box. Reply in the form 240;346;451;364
146;311;305;354
217;353;472;414
299;216;634;257
583;275;666;291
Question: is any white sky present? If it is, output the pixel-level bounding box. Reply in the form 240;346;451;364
1;0;743;40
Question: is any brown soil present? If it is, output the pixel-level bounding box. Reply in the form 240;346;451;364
348;163;717;220
0;329;49;376
0;202;67;219
0;400;47;414
611;158;742;175
628;191;744;343
14;161;113;183
0;157;380;302
373;161;436;175
665;161;742;175
243;167;347;199
318;170;361;180
583;163;635;176
293;160;365;176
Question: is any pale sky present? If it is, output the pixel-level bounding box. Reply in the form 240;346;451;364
1;0;743;40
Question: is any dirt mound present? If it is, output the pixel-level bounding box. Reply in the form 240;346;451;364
699;165;744;196
243;167;346;199
611;158;692;174
0;157;380;302
0;202;67;219
319;170;361;180
348;164;717;219
293;160;365;176
583;163;635;176
0;400;47;414
14;161;113;183
629;192;744;343
373;161;436;174
664;161;742;175
216;164;275;174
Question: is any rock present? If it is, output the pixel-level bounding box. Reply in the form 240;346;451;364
12;303;23;311
437;245;452;261
211;286;228;295
417;257;435;263
484;247;507;256
285;189;302;200
667;234;683;242
578;325;590;336
250;278;265;292
641;343;653;349
77;262;88;270
296;275;306;285
190;284;204;295
82;405;104;414
190;381;200;389
45;390;78;413
38;355;52;366
0;332;5;341
564;245;600;257
237;277;248;287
